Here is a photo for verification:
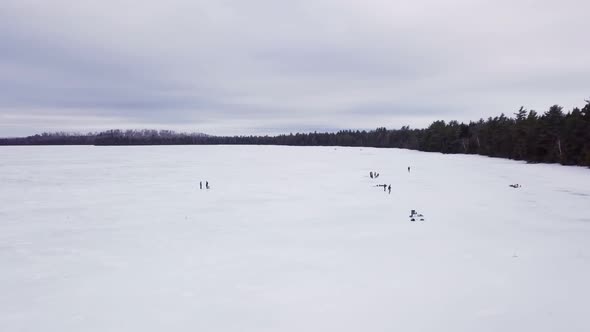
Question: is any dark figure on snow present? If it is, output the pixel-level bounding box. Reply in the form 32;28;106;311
200;181;202;190
370;171;373;178
206;181;210;189
408;166;411;173
383;184;387;192
388;185;391;194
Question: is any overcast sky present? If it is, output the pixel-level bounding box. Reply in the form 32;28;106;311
1;0;589;136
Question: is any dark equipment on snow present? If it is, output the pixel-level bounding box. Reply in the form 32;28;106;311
410;209;425;222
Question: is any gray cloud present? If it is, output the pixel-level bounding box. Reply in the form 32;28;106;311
1;0;589;136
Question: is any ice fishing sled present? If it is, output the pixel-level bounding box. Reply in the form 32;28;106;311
409;209;425;222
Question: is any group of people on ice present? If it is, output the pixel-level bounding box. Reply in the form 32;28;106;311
369;167;413;194
369;171;390;193
199;181;210;190
376;183;392;194
367;167;424;221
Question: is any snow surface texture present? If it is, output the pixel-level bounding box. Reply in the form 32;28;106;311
1;146;589;332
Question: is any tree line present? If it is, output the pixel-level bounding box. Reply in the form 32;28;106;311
2;101;589;166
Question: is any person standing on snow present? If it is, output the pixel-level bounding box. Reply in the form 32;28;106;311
200;181;202;190
388;185;391;194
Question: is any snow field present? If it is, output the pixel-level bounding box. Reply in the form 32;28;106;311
1;145;589;331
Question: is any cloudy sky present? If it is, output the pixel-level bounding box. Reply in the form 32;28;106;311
1;0;589;136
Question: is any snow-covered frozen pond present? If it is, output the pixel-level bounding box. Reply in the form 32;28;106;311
1;145;589;331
